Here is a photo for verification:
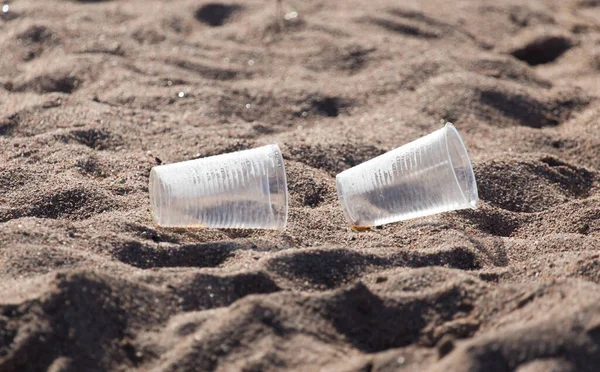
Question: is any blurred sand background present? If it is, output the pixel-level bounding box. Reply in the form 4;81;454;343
2;0;600;370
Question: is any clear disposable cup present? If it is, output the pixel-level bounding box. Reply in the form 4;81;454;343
336;123;478;230
149;144;288;230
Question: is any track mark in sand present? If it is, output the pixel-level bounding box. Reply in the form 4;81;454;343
69;129;111;149
511;35;573;66
579;0;600;7
60;128;121;150
167;58;250;80
124;223;181;244
458;206;522;237
213;90;354;128
365;8;483;45
111;241;239;269
0;187;116;222
539;156;596;197
195;3;242;27
17;24;54;43
475;157;595;213
0;272;172;371
150;271;483;369
0;113;19;136
482;87;590;128
326;280;480;351
336;46;376;72
266;247;482;290
292;178;329;208
327;283;429;351
431;301;600;371
75;155;110;178
192;140;253;159
172;272;280;311
306;44;376;74
0;271;281;371
10;72;81;94
2;245;89;277
131;27;166;45
419;74;589;129
291;94;348;118
312;97;342;117
365;8;452;39
479;90;560;128
28;188;115;220
284;163;336;208
468;57;552;88
13;24;59;61
393;246;482;271
0;168;30;194
366;17;440;39
266;249;389;289
287;143;385;176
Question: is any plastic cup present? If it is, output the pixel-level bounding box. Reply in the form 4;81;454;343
149;144;288;230
336;123;478;229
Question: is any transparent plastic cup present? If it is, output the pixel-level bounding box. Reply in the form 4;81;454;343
149;144;288;230
336;123;478;230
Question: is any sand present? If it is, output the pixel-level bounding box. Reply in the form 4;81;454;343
1;0;600;370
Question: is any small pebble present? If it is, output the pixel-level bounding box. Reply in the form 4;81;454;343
284;11;298;20
2;5;8;13
178;92;185;98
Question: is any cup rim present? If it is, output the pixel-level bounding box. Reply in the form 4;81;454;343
149;167;162;226
269;143;289;230
335;174;359;228
443;122;479;209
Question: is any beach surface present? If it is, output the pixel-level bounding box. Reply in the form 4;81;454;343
2;0;600;370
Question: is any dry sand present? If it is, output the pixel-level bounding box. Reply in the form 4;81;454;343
2;0;600;370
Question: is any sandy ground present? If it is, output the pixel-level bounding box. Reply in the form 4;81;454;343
2;0;600;370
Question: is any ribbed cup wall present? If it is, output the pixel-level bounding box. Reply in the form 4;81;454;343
336;123;478;228
149;144;288;230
